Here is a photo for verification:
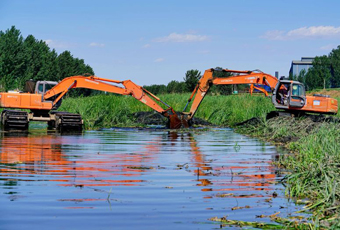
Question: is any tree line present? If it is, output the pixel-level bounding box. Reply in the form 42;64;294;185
144;69;244;95
290;46;340;90
0;26;95;96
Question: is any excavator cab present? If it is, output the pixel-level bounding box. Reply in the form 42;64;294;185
35;81;58;94
24;80;58;94
272;80;306;109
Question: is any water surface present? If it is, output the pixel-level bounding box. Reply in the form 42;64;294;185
0;128;305;229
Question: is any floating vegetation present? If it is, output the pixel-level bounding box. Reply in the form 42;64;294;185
126;166;154;170
210;211;313;229
231;205;250;210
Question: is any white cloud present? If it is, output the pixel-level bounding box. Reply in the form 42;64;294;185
262;26;340;41
89;42;105;47
143;44;151;48
154;58;164;62
153;32;209;43
44;39;73;48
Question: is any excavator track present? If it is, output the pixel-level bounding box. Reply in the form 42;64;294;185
49;112;83;131
1;110;29;131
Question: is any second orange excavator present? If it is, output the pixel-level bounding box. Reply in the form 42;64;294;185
0;75;182;131
181;68;338;126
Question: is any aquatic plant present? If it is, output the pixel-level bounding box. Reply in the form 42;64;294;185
58;93;275;129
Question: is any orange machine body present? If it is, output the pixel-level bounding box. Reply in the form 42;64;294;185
0;75;182;129
183;68;338;122
283;93;338;114
0;92;53;110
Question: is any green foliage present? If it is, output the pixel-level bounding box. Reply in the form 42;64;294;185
236;116;340;227
183;69;201;91
329;45;340;87
143;84;167;95
0;26;25;91
59;93;274;129
305;56;331;90
0;26;94;95
211;68;234;95
304;46;340;90
166;80;186;93
144;67;244;96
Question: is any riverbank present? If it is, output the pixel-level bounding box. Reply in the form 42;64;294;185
235;115;340;228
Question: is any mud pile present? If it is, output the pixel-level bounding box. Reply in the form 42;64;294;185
133;111;212;127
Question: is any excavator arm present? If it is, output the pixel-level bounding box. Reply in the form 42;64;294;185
44;75;182;129
182;68;279;122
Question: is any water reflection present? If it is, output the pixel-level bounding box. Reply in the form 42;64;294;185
0;132;154;187
0;129;299;230
165;131;282;197
0;130;281;193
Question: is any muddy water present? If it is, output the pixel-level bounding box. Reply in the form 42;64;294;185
0;128;305;229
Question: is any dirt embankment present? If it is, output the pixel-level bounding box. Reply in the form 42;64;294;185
307;90;340;98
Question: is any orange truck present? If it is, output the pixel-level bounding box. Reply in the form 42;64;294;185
0;76;182;131
181;68;338;125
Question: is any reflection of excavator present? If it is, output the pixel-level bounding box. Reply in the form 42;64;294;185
182;68;338;125
0;76;182;131
167;131;278;194
0;133;158;187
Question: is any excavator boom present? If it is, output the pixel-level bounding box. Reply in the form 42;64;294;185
0;75;183;130
183;68;278;120
182;68;338;125
43;75;182;129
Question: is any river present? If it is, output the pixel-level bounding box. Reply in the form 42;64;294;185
0;128;307;229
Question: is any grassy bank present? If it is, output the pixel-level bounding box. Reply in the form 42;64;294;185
236;116;340;228
58;93;274;129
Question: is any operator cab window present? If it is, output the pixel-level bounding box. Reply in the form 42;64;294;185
292;84;304;97
277;83;290;106
289;83;306;108
45;83;56;92
38;83;44;94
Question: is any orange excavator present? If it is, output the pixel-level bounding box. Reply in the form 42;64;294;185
0;75;182;131
181;68;338;126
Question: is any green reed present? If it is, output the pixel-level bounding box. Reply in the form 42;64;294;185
58;93;274;129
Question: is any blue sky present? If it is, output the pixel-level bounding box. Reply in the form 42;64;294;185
1;0;340;85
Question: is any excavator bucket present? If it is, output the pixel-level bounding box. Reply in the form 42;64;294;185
167;112;190;129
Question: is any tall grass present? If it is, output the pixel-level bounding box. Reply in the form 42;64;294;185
58;93;274;129
236;117;340;227
282;124;340;227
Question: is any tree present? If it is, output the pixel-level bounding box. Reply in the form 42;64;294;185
167;80;186;93
329;45;340;87
297;69;306;85
0;26;26;90
305;56;331;90
0;26;95;95
143;84;167;95
184;69;201;91
211;67;233;95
